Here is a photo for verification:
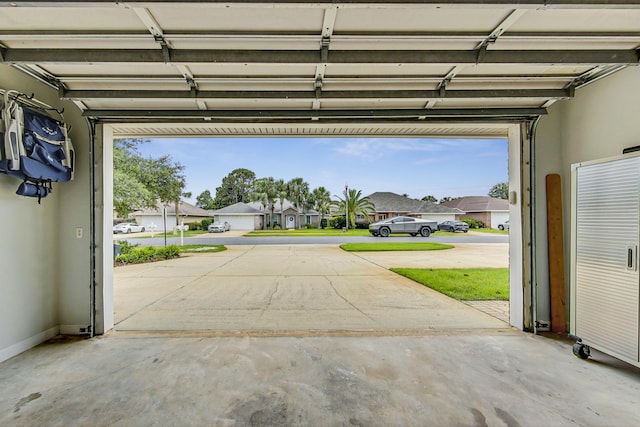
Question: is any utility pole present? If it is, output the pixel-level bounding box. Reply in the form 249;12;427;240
344;183;349;232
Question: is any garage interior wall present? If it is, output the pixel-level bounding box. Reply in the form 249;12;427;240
535;66;640;330
0;64;91;362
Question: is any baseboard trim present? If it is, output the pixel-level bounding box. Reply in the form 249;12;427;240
59;324;91;335
0;326;60;363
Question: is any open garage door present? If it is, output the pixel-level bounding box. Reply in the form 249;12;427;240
2;0;639;339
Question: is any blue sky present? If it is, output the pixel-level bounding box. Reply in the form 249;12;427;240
136;137;508;204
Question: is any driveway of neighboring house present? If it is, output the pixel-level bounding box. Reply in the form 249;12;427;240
114;244;509;332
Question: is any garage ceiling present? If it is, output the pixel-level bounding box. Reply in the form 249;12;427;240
1;1;639;136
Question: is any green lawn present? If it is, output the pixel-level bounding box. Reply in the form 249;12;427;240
471;228;509;235
435;228;508;236
391;268;509;300
179;244;227;253
340;242;453;252
125;230;208;238
245;228;371;237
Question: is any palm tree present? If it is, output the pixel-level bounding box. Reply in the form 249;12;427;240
312;186;332;229
333;188;376;229
250;178;275;230
286;177;309;229
275;179;287;229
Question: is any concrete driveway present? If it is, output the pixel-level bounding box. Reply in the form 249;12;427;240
3;244;640;426
114;244;509;333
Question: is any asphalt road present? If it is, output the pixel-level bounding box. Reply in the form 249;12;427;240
114;232;509;246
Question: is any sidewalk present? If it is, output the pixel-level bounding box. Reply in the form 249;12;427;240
466;300;510;323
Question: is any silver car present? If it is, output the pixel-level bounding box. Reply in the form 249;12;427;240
369;216;437;237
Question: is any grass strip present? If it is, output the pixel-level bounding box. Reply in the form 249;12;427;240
391;268;509;301
245;229;371;237
179;245;227;253
340;242;453;252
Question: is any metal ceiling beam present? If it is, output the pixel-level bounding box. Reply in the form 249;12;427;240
82;107;546;119
3;1;640;9
62;88;573;100
2;32;639;42
4;48;638;65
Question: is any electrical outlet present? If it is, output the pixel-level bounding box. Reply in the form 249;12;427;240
75;227;83;239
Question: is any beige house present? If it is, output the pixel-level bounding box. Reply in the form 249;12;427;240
442;196;509;229
365;192;464;224
212;199;320;230
133;201;214;231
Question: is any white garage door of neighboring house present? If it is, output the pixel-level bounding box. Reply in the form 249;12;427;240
491;212;510;229
219;215;255;230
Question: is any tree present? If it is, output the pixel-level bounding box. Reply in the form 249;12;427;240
112;169;153;219
275;178;288;228
250;177;277;229
488;182;509;199
286;177;310;229
439;196;453;204
213;168;256;208
421;195;437;203
113;138;187;219
311;186;332;229
333;188;376;229
195;190;215;210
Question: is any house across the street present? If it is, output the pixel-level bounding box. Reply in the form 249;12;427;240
132;201;214;231
442;196;509;229
365;192;464;224
212;199;320;230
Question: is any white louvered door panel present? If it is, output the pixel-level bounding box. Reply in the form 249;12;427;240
575;156;640;363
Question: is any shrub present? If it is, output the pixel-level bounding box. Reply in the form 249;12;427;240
190;221;202;230
355;221;370;229
320;218;328;229
330;216;346;229
304;223;315;229
115;244;181;265
201;218;212;229
461;218;485;229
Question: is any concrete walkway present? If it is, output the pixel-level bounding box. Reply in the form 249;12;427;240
114;244;509;333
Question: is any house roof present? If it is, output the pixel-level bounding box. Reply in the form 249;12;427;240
442;196;509;212
366;192;463;215
135;201;214;217
212;202;262;215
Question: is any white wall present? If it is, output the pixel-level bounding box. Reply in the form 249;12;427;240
0;65;91;362
535;66;640;331
218;215;256;230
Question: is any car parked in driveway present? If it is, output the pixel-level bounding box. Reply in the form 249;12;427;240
208;221;230;233
113;222;145;234
369;216;437;237
498;220;510;231
437;220;469;233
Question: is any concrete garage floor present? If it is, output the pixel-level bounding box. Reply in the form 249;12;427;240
113;244;509;332
3;244;639;426
1;333;639;426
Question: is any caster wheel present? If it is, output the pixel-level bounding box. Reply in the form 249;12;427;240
572;343;590;360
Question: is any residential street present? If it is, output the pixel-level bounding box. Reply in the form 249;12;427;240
114;231;509;246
